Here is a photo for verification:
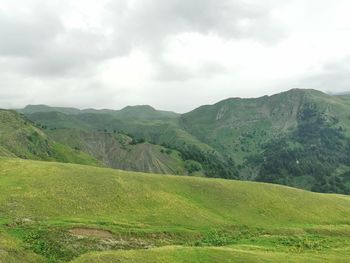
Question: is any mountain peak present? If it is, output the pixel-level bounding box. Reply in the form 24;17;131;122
120;105;156;112
280;88;327;96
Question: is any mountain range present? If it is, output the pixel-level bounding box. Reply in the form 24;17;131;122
2;88;350;194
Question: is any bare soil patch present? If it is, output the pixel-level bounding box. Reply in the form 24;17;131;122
69;228;114;238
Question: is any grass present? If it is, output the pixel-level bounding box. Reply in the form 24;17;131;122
0;158;349;262
0;230;45;263
0;110;100;167
0;109;52;160
50;143;101;167
71;246;350;263
1;158;349;228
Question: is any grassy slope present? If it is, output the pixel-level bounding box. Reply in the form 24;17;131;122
72;246;349;263
0;231;45;263
2;158;349;228
0;158;349;262
0;110;100;166
0;109;51;159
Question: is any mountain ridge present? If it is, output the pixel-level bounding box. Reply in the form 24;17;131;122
6;88;350;194
18;88;323;115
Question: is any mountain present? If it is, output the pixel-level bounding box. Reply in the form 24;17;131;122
19;104;84;115
20;104;179;120
181;89;349;159
14;89;350;194
0;109;190;175
117;105;179;120
0;158;349;262
182;89;350;193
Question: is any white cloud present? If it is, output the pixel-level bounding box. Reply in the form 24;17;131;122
0;0;350;112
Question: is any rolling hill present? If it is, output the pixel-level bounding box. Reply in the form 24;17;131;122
0;158;349;262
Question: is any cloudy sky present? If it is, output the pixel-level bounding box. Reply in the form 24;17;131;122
1;0;350;112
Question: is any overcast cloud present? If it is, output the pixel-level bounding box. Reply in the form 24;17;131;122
0;0;350;112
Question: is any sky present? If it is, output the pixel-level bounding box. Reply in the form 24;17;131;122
1;0;350;112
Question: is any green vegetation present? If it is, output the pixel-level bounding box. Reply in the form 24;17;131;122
2;89;350;262
184;160;202;174
22;109;231;177
72;246;350;263
0;158;349;262
0;110;100;167
252;102;350;194
47;129;187;174
0;109;51;159
13;89;350;194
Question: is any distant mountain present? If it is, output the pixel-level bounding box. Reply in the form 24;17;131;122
20;104;179;120
117;105;179;120
12;88;350;194
19;104;83;115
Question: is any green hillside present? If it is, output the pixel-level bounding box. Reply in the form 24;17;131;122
72;246;349;263
0;158;349;262
23;111;224;177
0;109;51;159
180;89;350;161
0;110;99;166
0;109;192;175
48;129;187;174
16;89;350;194
179;89;350;193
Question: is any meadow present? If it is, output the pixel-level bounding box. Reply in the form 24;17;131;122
0;158;349;262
